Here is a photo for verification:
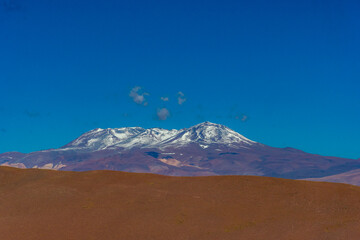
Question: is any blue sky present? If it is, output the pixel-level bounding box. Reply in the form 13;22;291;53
1;0;360;159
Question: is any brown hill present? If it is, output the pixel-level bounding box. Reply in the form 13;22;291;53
1;166;360;240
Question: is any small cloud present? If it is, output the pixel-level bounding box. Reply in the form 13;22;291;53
24;110;41;118
177;91;186;105
129;86;149;106
160;97;169;102
157;108;170;120
235;114;249;122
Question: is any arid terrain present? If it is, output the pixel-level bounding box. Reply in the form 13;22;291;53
1;166;360;240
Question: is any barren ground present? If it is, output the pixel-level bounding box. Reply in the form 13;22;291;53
1;166;360;240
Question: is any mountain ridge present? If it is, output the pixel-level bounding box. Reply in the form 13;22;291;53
61;121;255;151
1;122;360;181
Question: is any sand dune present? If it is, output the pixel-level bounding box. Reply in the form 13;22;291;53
1;166;360;240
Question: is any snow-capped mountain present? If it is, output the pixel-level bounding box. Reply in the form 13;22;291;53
1;122;360;180
160;122;255;147
62;122;255;151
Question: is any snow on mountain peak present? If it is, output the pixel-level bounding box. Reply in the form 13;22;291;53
62;122;255;151
63;127;146;150
164;121;255;146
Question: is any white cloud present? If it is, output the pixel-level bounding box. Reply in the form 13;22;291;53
177;91;186;105
129;86;149;106
157;108;170;120
161;97;169;102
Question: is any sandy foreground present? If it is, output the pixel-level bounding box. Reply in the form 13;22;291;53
0;166;360;240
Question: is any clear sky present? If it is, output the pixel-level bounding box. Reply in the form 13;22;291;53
1;0;359;159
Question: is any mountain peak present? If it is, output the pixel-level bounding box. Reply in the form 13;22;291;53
197;121;224;126
192;121;233;131
62;122;255;151
174;121;254;145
